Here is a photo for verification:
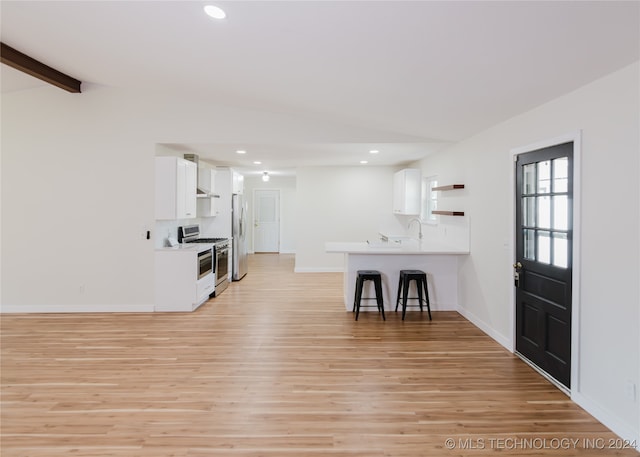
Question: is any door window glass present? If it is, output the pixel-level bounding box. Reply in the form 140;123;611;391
537;160;551;193
523;164;536;194
520;155;570;268
553;158;568;193
537;231;551;264
553;233;569;268
524;229;535;260
523;197;535;226
553;195;569;230
537;196;551;229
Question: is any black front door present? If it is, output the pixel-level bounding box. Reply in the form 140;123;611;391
515;142;573;388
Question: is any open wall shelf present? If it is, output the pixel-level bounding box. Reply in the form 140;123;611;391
433;210;465;216
432;184;465;216
433;184;465;191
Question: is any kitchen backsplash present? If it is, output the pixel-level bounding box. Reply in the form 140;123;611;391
155;220;179;248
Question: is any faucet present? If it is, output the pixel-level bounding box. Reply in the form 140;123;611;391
408;218;423;240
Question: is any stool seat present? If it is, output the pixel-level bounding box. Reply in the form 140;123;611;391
395;269;432;321
353;270;385;321
358;270;382;278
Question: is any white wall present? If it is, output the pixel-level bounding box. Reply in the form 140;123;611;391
294;166;406;272
243;175;297;254
1;83;414;312
417;62;639;442
1;87;156;312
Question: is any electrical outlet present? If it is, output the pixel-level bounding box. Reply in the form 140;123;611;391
624;380;637;402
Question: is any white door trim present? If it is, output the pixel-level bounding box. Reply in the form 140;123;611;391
508;130;582;395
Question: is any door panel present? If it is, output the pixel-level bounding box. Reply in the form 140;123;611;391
515;142;573;388
254;190;280;253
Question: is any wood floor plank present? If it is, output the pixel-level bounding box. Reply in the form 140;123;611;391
1;254;637;456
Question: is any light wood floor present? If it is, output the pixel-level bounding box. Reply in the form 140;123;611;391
1;254;636;456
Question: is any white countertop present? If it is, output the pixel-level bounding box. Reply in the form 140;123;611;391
156;242;215;253
325;240;469;255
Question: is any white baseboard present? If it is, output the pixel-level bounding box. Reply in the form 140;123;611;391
294;267;344;273
248;250;295;255
456;304;513;351
572;391;640;445
429;302;458;311
0;303;155;313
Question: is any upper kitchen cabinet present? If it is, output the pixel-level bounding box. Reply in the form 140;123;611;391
393;168;421;215
155;156;197;220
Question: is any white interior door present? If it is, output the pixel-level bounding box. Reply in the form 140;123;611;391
254;190;280;253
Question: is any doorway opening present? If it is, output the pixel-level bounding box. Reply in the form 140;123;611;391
511;132;581;393
253;189;280;253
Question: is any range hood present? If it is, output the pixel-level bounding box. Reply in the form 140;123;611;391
184;153;219;198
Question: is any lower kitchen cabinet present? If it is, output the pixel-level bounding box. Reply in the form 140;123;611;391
155;248;215;312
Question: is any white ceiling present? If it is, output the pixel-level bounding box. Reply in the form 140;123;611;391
2;1;638;176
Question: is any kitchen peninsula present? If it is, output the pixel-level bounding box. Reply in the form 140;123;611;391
325;240;469;312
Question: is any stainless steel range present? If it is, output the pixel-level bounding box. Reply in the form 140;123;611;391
178;225;230;296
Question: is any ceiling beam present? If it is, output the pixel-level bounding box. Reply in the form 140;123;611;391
1;42;81;93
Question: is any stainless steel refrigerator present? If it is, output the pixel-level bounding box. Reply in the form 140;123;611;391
232;193;248;280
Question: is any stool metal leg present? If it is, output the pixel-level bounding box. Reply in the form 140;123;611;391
416;279;424;312
395;274;403;312
353;277;361;316
353;277;361;313
354;278;364;321
374;278;385;320
422;276;432;320
401;277;410;320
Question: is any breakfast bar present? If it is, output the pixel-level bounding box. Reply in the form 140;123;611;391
325;240;469;312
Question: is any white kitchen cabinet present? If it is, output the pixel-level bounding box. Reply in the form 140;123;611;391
155;248;215;311
183;160;197;217
155;157;197;220
393;168;421;215
198;196;219;218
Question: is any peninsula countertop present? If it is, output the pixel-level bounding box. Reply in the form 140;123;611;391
325;240;469;255
325;239;468;311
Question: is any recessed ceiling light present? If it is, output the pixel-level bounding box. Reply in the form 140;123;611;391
236;150;246;154
360;160;368;164
253;161;262;165
204;5;226;19
369;150;379;154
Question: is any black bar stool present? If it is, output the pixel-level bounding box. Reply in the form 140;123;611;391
395;270;432;320
353;270;385;321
